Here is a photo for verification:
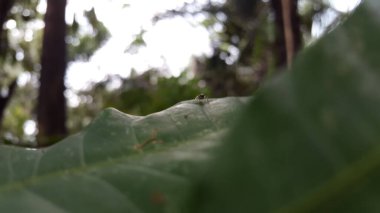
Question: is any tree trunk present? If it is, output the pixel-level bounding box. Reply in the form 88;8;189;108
290;1;302;53
37;0;67;146
271;0;302;69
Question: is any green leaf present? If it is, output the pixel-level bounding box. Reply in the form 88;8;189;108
3;1;378;212
0;97;247;212
196;1;380;213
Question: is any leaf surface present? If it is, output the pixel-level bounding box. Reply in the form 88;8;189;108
0;97;247;212
197;1;380;213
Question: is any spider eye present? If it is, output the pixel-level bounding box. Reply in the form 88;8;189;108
194;93;208;101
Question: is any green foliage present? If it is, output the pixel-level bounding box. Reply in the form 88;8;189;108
124;29;146;54
0;1;110;144
1;1;109;84
2;1;110;69
1;80;37;145
156;0;350;96
0;0;42;85
67;7;110;61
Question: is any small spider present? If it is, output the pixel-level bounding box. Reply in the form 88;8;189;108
195;93;208;104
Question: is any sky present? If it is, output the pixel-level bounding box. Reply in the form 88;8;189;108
329;0;361;11
66;0;213;91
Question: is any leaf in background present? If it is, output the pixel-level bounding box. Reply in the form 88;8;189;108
124;29;147;54
196;1;380;213
0;97;248;212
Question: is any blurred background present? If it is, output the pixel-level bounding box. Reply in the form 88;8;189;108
0;0;360;146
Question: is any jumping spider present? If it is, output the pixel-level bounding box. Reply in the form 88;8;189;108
195;93;209;105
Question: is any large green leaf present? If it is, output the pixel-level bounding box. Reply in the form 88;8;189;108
2;0;379;212
196;1;380;212
0;97;247;212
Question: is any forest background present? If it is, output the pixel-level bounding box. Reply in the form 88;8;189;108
0;0;360;146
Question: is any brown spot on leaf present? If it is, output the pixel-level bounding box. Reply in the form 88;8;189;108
151;191;166;205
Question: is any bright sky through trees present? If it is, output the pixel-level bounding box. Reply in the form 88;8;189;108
65;0;361;91
66;0;213;91
330;0;361;12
